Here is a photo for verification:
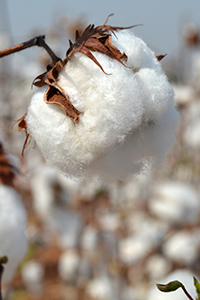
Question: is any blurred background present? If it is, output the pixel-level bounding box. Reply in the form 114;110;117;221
1;1;200;300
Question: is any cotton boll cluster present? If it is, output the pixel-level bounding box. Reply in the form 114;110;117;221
25;26;179;182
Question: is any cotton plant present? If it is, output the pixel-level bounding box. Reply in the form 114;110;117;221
11;15;180;182
148;269;200;300
0;143;27;286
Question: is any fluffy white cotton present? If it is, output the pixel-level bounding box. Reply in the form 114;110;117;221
0;185;27;283
26;29;179;181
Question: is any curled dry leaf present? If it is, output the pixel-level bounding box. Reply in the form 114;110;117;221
156;54;167;61
31;15;138;121
0;143;19;188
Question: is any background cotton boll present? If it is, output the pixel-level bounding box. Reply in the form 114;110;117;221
146;255;171;280
183;102;200;149
86;275;116;300
139;108;180;167
58;249;80;282
31;165;83;248
149;182;200;225
81;226;99;251
0;185;27;283
162;230;200;265
21;260;44;296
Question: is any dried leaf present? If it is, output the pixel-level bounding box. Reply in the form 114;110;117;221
16;113;32;160
156;54;167;61
0;143;20;188
32;71;47;88
44;86;80;122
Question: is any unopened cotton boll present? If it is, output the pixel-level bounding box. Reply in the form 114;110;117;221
25;26;179;182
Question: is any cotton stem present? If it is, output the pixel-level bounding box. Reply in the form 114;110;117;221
0;264;3;300
0;35;61;64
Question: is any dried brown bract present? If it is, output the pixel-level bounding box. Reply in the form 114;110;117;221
32;15;139;123
0;143;19;188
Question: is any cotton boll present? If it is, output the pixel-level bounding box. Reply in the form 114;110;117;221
172;84;194;107
146;254;171;280
183;102;200;149
21;260;44;296
119;235;154;265
99;212;120;232
31;165;83;248
162;230;200;265
149;182;200;225
0;185;27;283
58;249;80;282
81;226;99;251
53;210;83;249
26;28;179;181
31;165;77;219
86;275;116;300
119;217;165;265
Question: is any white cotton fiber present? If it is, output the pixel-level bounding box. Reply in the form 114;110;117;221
26;29;179;181
0;185;27;283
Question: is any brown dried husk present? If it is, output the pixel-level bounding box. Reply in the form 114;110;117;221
0;143;20;188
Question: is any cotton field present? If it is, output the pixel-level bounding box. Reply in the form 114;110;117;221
0;16;200;300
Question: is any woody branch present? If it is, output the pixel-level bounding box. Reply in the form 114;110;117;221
0;35;61;64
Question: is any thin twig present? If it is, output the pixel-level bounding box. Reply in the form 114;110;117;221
182;285;195;300
0;257;8;300
0;264;3;300
0;35;61;64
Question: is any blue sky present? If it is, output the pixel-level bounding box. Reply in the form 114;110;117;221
1;0;200;59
